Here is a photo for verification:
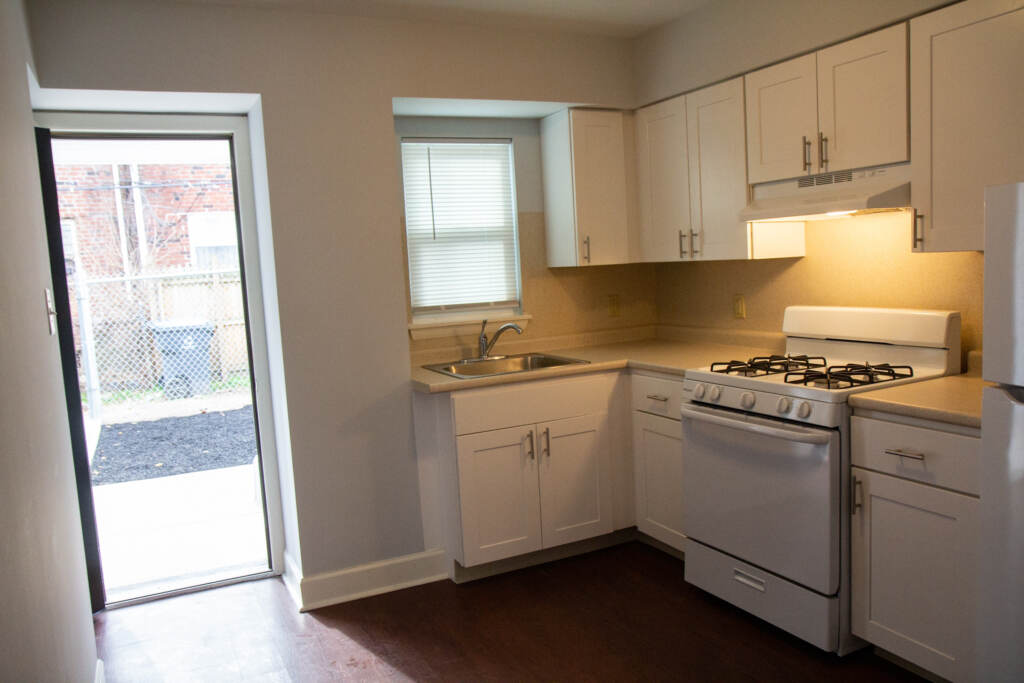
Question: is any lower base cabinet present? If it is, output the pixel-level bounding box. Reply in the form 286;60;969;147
632;411;686;550
850;466;978;682
457;413;612;567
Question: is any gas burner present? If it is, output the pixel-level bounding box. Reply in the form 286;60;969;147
784;362;914;389
712;354;828;377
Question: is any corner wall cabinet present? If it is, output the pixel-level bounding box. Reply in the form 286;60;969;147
745;24;907;184
541;109;630;266
910;0;1024;252
850;414;980;682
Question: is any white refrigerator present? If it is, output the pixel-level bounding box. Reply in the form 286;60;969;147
978;182;1024;682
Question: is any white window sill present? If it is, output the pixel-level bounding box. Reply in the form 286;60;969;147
407;312;532;340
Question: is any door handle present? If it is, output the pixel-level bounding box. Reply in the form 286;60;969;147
913;213;925;250
802;136;812;172
525;430;535;460
689;229;700;256
819;132;829;168
583;235;591;263
542;427;551;458
851;475;862;516
678;229;687;258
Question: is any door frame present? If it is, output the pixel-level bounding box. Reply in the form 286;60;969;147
34;112;286;596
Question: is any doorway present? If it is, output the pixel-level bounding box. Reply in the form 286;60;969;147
36;116;278;606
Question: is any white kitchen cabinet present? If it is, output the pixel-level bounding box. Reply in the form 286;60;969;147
745;53;818;184
910;0;1024;252
635;95;691;261
457;425;543;566
850;414;980;682
686;77;750;261
541;109;630;266
745;24;907;184
632;410;685;551
414;372;630;572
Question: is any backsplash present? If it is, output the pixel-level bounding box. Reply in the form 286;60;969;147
656;211;984;355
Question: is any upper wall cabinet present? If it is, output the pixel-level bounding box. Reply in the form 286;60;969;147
745;24;908;184
635;95;691;261
686;77;752;261
910;0;1024;253
541;109;630;267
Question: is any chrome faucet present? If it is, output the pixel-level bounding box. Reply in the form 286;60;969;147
478;319;523;358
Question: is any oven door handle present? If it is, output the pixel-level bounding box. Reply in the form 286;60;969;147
680;404;831;445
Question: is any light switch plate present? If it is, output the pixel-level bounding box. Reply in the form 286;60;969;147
732;294;746;320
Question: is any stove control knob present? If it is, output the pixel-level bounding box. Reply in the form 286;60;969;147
694;383;706;400
777;397;792;414
740;392;756;409
709;386;722;402
797;401;812;419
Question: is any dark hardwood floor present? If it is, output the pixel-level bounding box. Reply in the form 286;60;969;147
95;542;923;682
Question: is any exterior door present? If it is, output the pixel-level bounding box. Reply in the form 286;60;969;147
456;425;542;566
744;53;818;183
537;413;612;548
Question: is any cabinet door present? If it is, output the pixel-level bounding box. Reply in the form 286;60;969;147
851;467;977;682
910;0;1024;252
632;412;685;551
456;426;542;567
745;53;818;183
687;77;749;261
570;109;630;265
817;24;907;173
635;95;691;261
537;413;613;548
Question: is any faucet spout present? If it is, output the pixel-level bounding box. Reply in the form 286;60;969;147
478;320;523;358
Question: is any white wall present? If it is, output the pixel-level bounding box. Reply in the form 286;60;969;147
632;0;952;106
0;0;98;679
25;0;634;579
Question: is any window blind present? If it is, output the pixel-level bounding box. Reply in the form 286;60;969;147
400;140;521;313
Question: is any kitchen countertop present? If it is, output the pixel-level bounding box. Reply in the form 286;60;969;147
849;373;989;428
410;338;769;393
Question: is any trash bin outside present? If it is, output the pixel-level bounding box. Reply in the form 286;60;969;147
149;321;215;399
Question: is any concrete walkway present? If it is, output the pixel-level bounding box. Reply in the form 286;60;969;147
93;463;268;603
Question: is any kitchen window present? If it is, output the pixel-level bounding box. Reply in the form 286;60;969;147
400;139;522;320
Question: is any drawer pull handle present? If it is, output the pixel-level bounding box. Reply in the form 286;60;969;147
646;394;669;402
733;569;766;592
885;448;925;461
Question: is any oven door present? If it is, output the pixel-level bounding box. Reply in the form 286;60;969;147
680;401;840;595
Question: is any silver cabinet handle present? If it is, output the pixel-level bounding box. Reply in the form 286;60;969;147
802;135;812;172
733;569;766;592
885;448;925;461
646;394;669;402
819;132;829;167
582;235;591;263
689;229;700;256
542;427;551;458
678;229;687;257
526;430;535;460
913;213;925;250
851;475;862;516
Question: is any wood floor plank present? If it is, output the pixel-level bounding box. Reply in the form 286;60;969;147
95;542;924;682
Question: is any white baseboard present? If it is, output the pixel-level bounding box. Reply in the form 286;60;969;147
95;659;105;683
281;550;304;611
296;549;447;612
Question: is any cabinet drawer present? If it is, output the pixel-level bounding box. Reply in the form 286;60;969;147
684;539;838;652
631;373;684;419
850;416;979;495
452;373;614;435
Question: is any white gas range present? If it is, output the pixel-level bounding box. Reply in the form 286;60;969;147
679;306;961;654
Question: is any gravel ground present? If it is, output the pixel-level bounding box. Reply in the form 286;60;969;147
91;406;257;485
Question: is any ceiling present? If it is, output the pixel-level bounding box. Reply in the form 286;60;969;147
183;0;716;37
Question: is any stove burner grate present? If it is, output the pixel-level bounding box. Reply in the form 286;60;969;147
784;362;914;389
711;354;827;377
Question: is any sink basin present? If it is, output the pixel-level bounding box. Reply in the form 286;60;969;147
424;353;589;379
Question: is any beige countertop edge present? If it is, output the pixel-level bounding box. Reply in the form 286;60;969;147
848;374;989;429
410;339;766;394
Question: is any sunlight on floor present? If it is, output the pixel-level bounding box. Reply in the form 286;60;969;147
92;464;268;603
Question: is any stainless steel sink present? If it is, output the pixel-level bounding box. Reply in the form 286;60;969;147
424;353;589;379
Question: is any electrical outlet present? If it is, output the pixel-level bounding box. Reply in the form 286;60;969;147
607;294;621;317
732;294;746;320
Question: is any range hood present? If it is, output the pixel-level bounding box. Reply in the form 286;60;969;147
740;164;911;222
